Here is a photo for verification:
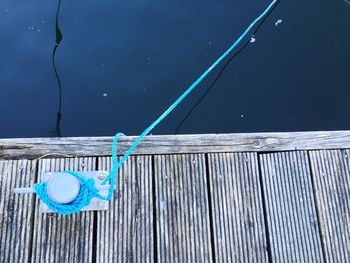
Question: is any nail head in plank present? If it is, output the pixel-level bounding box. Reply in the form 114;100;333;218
259;151;324;262
309;150;350;262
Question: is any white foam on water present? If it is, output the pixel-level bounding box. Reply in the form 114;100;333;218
275;19;282;26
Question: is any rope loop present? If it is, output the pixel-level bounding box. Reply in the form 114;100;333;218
34;175;97;215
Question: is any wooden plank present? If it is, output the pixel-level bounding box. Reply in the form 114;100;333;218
259;151;324;262
0;160;36;262
154;154;212;262
96;156;153;262
2;130;350;159
207;152;268;262
309;150;350;262
31;157;95;263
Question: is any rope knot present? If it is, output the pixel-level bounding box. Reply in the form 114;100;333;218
34;171;101;215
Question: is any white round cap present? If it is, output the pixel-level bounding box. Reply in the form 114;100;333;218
47;173;81;204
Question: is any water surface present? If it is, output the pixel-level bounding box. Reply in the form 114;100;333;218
0;0;349;138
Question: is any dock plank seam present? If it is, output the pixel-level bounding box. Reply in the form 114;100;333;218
306;151;327;262
151;155;158;263
257;153;273;263
27;160;39;263
204;154;216;263
91;157;99;263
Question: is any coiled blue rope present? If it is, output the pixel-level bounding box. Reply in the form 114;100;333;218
34;0;278;215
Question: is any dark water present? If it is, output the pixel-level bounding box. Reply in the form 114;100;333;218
0;0;349;138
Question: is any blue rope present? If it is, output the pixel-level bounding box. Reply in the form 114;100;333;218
34;0;278;215
34;171;101;215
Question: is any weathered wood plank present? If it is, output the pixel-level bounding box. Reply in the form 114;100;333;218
259;151;324;262
154;154;212;262
207;152;268;262
2;130;350;159
31;158;95;263
309;150;350;262
0;160;36;263
96;156;153;263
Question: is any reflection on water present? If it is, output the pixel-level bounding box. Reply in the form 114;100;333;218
51;0;63;137
175;41;250;135
175;0;281;134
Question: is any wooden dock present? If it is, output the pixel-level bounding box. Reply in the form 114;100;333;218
0;131;349;262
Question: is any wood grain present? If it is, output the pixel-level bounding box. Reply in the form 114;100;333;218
2;130;350;159
154;154;213;262
207;152;268;262
31;157;95;263
0;160;36;263
96;156;153;263
259;151;324;262
309;150;350;262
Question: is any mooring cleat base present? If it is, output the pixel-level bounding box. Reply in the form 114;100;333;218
39;171;110;214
